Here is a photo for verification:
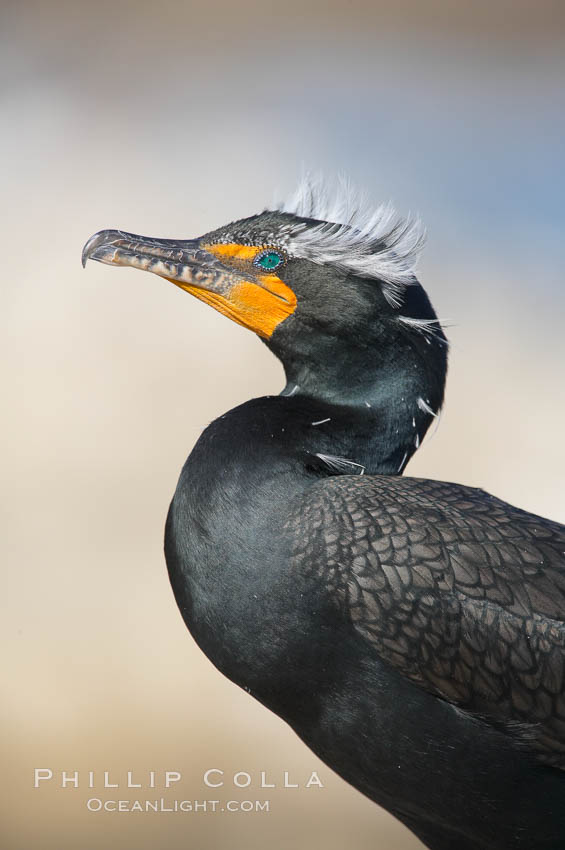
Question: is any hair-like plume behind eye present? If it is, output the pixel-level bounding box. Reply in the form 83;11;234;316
276;174;425;308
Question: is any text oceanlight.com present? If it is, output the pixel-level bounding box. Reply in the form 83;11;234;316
86;798;270;813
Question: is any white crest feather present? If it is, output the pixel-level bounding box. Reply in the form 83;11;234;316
315;453;365;476
277;174;425;307
397;316;448;345
417;396;438;417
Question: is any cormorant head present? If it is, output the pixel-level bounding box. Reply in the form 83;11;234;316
83;177;447;410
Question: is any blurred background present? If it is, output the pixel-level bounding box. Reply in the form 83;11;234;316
2;1;564;848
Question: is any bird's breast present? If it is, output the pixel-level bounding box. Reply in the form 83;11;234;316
163;453;340;707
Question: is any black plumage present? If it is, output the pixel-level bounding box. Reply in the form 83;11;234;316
83;184;565;849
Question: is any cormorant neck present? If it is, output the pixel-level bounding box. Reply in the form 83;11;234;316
271;322;447;475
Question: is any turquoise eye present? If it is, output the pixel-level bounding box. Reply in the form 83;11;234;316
255;250;284;271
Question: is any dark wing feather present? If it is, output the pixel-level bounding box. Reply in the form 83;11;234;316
286;475;565;765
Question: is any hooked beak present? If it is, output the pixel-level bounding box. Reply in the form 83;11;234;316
81;229;234;297
82;228;297;339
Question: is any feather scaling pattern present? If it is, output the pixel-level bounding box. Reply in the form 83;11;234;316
286;474;565;766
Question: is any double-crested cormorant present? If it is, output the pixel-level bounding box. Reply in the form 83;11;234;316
83;179;565;849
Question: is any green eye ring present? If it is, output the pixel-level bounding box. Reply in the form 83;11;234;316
254;249;285;272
